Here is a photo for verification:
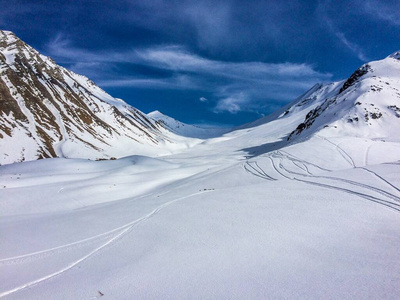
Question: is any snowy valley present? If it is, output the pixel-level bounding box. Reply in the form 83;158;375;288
1;30;400;299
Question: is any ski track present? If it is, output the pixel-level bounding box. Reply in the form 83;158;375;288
282;160;400;204
364;143;371;166
247;152;400;213
316;135;356;168
277;150;332;172
0;190;213;298
0;190;171;265
276;152;400;203
294;178;400;212
361;167;400;194
243;161;276;181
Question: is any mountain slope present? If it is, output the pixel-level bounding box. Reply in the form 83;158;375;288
1;41;400;299
148;110;229;139
286;52;400;140
0;30;202;165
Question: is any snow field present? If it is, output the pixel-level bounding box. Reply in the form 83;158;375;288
1;133;400;299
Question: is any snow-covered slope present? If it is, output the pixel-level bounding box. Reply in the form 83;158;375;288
0;30;207;165
286;52;400;140
2;48;400;299
1;129;400;299
148;110;229;139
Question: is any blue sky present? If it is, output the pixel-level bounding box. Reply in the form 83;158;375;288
1;0;399;126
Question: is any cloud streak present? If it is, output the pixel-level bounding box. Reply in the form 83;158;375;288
334;32;368;62
362;0;400;27
45;35;332;114
317;1;369;62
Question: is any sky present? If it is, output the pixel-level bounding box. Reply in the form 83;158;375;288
1;0;400;126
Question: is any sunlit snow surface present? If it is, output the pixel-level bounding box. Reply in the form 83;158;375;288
1;33;400;298
1;126;400;299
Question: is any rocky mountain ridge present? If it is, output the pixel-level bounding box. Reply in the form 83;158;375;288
279;52;400;141
1;29;399;165
0;30;200;165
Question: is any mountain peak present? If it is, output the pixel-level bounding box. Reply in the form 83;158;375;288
0;30;19;46
388;50;400;60
0;30;199;164
148;110;165;118
0;30;16;38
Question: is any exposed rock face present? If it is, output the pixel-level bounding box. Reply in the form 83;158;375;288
339;64;372;93
0;30;182;164
286;53;400;140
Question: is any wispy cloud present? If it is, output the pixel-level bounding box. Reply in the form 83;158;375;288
135;45;325;79
97;75;200;90
318;0;369;62
334;32;368;62
362;0;400;27
45;35;332;114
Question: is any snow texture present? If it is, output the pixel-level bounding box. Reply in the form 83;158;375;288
1;31;400;299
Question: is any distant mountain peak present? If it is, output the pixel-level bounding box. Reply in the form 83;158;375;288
388;51;400;60
147;110;229;139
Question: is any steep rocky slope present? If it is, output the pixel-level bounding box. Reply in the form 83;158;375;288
0;30;195;165
285;52;400;140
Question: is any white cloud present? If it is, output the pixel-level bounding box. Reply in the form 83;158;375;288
362;0;400;27
44;36;332;114
199;97;208;102
214;97;241;114
317;0;369;62
334;32;368;62
97;74;200;90
213;93;247;114
134;45;326;79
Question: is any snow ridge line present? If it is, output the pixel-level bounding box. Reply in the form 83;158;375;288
0;190;213;298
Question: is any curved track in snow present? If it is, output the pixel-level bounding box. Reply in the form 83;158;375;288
244;151;400;213
0;190;214;298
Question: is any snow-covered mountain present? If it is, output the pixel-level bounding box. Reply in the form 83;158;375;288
0;30;204;165
237;51;399;146
2;37;400;299
148;110;229;139
2;29;399;167
284;52;400;140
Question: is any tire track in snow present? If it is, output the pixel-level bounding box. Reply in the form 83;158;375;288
0;190;213;298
